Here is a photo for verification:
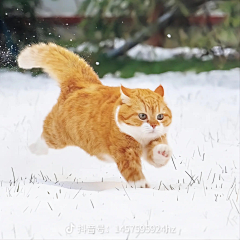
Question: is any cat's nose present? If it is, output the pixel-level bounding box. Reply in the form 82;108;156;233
151;124;157;129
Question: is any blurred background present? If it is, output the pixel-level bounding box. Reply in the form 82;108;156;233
0;0;239;78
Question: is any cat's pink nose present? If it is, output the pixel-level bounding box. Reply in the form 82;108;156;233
151;124;157;129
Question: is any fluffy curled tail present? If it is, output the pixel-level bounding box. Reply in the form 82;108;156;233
17;43;101;87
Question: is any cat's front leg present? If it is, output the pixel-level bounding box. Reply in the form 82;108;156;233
151;143;172;167
145;137;172;168
113;148;150;188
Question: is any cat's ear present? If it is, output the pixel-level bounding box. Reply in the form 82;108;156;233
120;85;131;105
154;85;164;97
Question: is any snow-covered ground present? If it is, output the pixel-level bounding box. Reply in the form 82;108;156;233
0;69;239;239
75;39;239;61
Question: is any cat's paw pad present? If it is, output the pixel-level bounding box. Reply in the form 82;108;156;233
128;179;151;188
152;144;172;167
29;137;49;155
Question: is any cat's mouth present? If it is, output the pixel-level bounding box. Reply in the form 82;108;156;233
150;129;157;134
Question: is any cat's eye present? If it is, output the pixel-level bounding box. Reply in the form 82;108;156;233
138;113;147;120
157;114;164;120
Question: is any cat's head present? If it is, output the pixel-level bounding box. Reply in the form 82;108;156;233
115;85;172;145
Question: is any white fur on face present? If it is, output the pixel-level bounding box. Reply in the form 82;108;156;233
115;106;169;146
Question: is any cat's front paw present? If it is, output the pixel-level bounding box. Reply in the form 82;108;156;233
128;179;151;188
152;144;172;167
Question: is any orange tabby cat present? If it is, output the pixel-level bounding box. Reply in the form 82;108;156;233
17;43;172;188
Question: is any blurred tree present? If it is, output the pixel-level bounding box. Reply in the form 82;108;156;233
173;0;240;54
145;0;165;47
79;0;239;59
214;1;239;51
79;0;163;48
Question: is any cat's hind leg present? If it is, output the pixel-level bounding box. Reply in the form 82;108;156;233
29;136;49;155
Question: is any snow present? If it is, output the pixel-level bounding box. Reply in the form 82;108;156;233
0;68;239;239
75;39;239;62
